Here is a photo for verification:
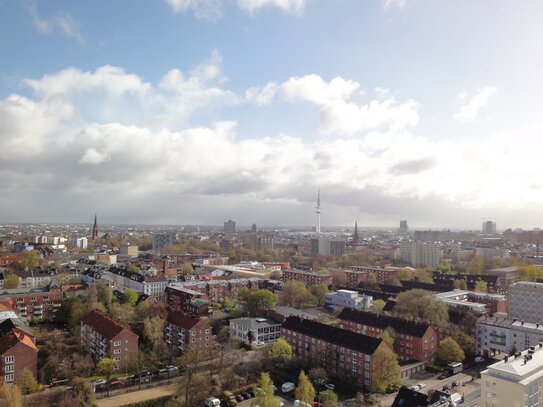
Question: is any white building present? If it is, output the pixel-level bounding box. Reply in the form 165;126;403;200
481;344;543;407
477;315;543;357
324;289;373;310
72;237;88;249
229;317;281;345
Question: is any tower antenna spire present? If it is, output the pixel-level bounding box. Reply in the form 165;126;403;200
315;188;321;234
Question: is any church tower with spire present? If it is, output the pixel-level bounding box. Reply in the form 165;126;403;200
92;214;98;240
353;220;359;244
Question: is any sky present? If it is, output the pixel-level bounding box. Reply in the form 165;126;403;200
1;0;543;229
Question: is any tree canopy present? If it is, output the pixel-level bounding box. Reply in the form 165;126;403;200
3;273;19;289
294;370;316;404
247;289;278;316
437;336;465;365
371;346;401;393
252;372;281;407
18;250;40;269
394;289;449;326
369;299;386;314
279;281;316;308
268;338;292;362
474;280;488;292
467;255;486;275
309;284;329;306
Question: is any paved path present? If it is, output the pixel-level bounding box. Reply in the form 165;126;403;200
96;383;180;407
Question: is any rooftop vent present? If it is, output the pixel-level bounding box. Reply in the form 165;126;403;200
504;356;509;362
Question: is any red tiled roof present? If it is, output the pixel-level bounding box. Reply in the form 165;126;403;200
81;309;137;340
167;311;208;330
0;330;37;355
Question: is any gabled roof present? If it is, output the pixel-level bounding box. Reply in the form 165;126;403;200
0;330;37;355
338;308;431;337
167;311;209;330
0;319;34;338
81;309;137;340
281;315;383;355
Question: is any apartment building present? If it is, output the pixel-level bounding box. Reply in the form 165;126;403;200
168;277;262;304
0;323;37;385
435;290;507;315
508;282;543;324
281;315;389;389
229;317;281;345
165;312;212;356
80;310;138;364
477;316;543;357
0;287;69;320
282;269;333;287
344;266;402;287
480;344;543;407
400;241;441;268
338;308;438;363
165;286;210;317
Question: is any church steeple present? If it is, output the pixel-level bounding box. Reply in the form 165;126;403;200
92;214;98;240
353;220;359;244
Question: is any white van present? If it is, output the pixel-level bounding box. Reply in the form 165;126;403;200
449;393;463;407
294;401;311;407
282;382;295;393
204;397;221;407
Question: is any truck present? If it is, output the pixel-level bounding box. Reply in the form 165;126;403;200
446;362;463;375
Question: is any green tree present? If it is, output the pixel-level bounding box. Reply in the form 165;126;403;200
310;284;329;306
394;289;449;326
18;250;40;269
60;377;97;407
318;269;331;276
474;280;488;292
123;289;139;306
279;281;316;308
367;273;378;285
371;346;401;393
319;389;338;406
453;279;468;290
268;338;292;362
183;263;195;274
247;289;278;316
308;367;327;384
180;345;204;406
223;298;236;312
96;357;116;396
436;261;453;274
416;268;433;283
3;273;20;289
398;268;413;281
437;336;465;365
369;299;386;314
294;370;316;404
0;382;23;407
467;255;485;275
252;372;281;407
519;265;543;282
97;284;113;309
143;316;166;346
238;286;251;302
54;296;85;331
127;264;140;274
16;368;40;395
109;302;136;324
380;327;395;348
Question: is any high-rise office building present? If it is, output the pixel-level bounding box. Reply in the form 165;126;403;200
152;233;177;252
399;220;408;234
482;220;497;234
224;220;236;234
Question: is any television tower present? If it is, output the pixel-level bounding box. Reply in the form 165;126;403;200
315;188;321;234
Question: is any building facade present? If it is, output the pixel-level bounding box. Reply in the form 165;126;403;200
324;289;373;310
0;325;37;385
80;310;139;365
281;315;389;389
282;269;333;287
508;282;543;324
477;316;543;357
400;241;441;268
344;266;402;287
338;308;438;363
229;317;281;345
480;344;543;407
165;286;210;317
165;312;212;356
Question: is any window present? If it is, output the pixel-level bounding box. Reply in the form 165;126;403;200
114;349;121;354
4;374;13;383
5;365;14;373
5;356;14;364
113;341;121;346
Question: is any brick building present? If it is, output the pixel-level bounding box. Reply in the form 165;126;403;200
165;286;210;317
1;288;64;320
80;310;138;365
165;312;212;356
344;266;401;288
338;308;438;363
282;269;333;287
281;315;390;389
0;323;37;385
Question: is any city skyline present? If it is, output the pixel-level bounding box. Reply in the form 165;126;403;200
1;1;543;228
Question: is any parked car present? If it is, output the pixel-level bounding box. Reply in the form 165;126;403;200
235;395;244;402
410;385;421;391
314;379;326;386
204;397;221;407
222;391;238;406
417;383;427;389
272;385;278;393
108;380;124;389
294;401;312;407
475;356;485;363
92;379;107;386
324;383;335;391
282;382;295;393
241;392;252;399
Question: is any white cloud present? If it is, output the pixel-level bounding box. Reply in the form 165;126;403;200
164;0;223;21
2;63;543;227
384;0;409;10
455;86;497;122
22;1;84;41
246;74;419;135
237;0;307;14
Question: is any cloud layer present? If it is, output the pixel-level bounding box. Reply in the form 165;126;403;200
1;55;541;227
